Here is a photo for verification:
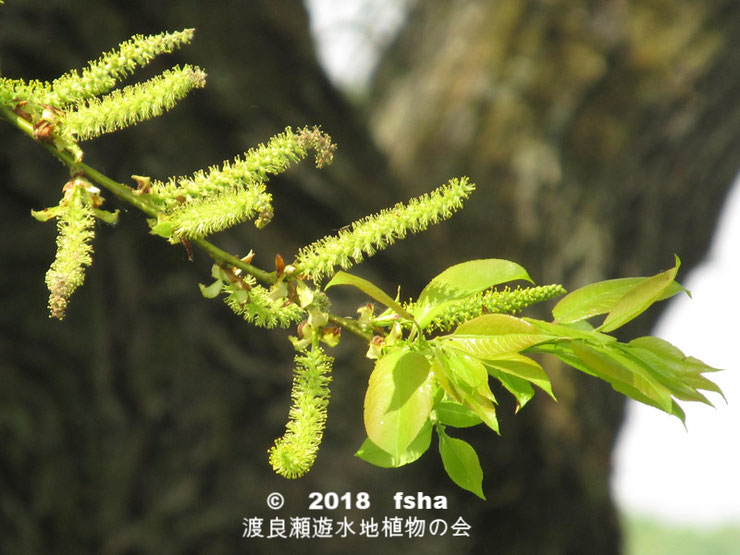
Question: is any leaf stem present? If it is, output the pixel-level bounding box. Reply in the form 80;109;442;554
191;237;273;284
329;314;373;342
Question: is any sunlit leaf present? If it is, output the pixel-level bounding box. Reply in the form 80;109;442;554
454;313;537;335
325;270;414;320
533;340;686;419
570;341;676;415
553;277;647;324
433;349;499;433
414;259;532;328
618;348;711;405
552;258;685;327
484;353;556;400
355;420;433;468
599;256;682;332
464;391;499;433
444;350;489;389
431;356;460;402
363;349;434;459
435;400;484;428
487;368;534;411
625;337;724;402
444;314;551;357
438;429;486;499
524;318;615;345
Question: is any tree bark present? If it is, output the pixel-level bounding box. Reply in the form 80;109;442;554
0;1;738;554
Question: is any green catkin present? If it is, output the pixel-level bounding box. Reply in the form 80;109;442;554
48;29;195;107
152;185;273;242
148;126;334;241
151;126;333;204
294;177;476;281
0;77;51;107
1;29;196;121
269;345;333;478
420;284;567;332
43;183;96;320
59;65;206;141
223;285;304;329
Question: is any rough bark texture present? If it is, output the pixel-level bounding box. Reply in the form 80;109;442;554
0;1;738;554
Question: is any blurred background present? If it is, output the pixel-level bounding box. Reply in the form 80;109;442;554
1;1;738;553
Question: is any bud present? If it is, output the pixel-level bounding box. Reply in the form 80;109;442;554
366;335;384;360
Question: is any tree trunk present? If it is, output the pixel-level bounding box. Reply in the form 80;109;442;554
0;1;738;554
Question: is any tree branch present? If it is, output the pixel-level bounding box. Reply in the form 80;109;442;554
1;103;370;340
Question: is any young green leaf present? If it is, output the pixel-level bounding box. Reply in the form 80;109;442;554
488;368;535;411
443;314;551;358
438;429;486;499
534;340;675;415
431;355;460;402
524;318;616;345
599;256;682;332
414;259;532;328
552;257;685;328
325;270;414;320
465;392;500;433
553;277;647;324
363;350;434;460
445;351;489;390
622;337;723;403
433;349;500;433
355;420;433;468
570;341;678;416
435;400;484;428
484;353;556;401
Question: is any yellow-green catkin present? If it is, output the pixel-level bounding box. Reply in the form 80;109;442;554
422;284;567;332
1;28;198;127
223;284;304;329
49;29;196;107
151;184;272;242
268;345;333;478
43;182;96;319
148;126;334;242
151;126;334;207
294;177;476;281
59;65;206;142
